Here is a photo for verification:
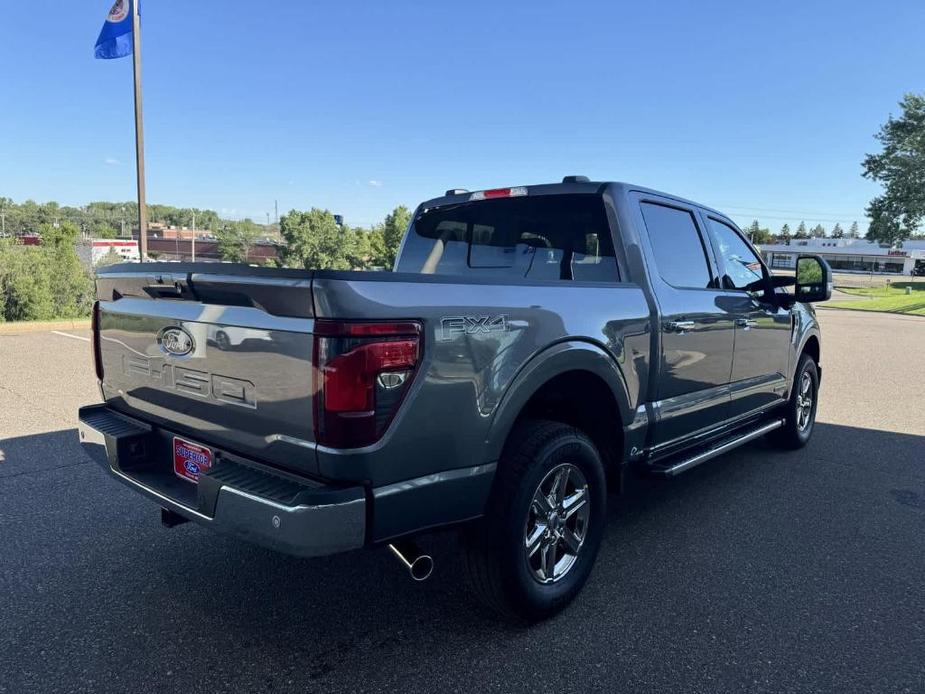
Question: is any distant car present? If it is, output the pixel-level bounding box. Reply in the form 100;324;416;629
913;265;925;277
206;324;272;350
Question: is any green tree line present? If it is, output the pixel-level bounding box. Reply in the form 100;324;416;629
0;197;247;239
743;219;866;245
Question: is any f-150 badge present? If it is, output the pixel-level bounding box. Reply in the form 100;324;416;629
440;315;508;340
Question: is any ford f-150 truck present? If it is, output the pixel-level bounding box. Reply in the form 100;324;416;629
79;178;832;620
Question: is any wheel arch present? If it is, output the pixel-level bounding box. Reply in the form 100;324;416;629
801;333;820;365
795;328;822;384
485;341;633;485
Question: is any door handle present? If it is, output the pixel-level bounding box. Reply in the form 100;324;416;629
735;318;758;329
665;320;695;333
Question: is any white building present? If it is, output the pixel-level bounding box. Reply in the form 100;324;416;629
87;239;140;265
758;238;925;276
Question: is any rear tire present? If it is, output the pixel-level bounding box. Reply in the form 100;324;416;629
462;420;607;622
769;353;819;450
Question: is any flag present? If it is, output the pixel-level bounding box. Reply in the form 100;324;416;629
94;0;133;60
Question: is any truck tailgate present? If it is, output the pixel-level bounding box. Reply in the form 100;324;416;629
95;265;318;474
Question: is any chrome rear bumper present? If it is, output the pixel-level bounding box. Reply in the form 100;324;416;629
78;404;366;558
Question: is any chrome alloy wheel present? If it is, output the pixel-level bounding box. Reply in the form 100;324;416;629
796;371;814;431
524;463;590;584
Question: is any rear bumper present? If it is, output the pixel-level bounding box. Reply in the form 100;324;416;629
78;404;366;558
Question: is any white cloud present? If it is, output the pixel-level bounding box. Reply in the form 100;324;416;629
368;180;384;188
105;157;121;166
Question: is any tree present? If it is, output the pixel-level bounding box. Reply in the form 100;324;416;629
91;221;118;238
832;223;844;239
848;221;860;238
794;221;809;239
381;206;411;269
811;224;826;238
365;226;390;268
95;249;125;267
0;242;55;321
41;222;95;318
344;226;374;269
41;219;79;249
0;225;92;321
216;219;261;263
744;220;772;244
862;93;925;245
779;223;791;244
278;208;353;270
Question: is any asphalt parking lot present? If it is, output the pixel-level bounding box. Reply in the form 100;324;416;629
1;310;923;693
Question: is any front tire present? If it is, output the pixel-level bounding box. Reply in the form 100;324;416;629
462;420;607;622
769;353;819;450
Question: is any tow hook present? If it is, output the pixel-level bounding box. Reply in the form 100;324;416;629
160;507;189;528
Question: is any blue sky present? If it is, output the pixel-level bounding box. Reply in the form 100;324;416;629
1;1;923;230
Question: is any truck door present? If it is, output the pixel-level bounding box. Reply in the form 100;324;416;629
703;216;791;419
633;196;735;452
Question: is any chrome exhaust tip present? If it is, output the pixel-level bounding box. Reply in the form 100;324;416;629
388;541;434;581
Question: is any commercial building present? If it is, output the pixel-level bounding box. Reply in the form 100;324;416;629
84;239;140;265
758;238;925;276
156;225;216;241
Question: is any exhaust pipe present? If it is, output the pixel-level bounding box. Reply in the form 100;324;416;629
388;541;434;581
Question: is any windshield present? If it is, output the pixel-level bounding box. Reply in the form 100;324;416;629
395;194;619;282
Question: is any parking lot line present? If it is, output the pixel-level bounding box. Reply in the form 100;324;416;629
51;330;90;343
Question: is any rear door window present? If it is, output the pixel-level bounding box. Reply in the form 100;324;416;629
639;202;713;288
397;194;619;282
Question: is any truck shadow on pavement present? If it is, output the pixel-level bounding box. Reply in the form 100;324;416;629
1;422;923;691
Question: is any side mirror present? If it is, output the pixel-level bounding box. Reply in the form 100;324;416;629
795;255;832;303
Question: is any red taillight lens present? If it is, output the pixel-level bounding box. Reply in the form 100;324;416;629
91;301;103;381
313;320;422;448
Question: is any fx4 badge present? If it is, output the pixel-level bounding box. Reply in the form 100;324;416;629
440;315;508;341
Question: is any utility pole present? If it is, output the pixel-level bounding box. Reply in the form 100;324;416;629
132;0;149;261
191;210;196;262
274;199;278;225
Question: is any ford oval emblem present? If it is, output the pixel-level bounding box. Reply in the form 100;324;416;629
157;326;195;357
184;460;200;475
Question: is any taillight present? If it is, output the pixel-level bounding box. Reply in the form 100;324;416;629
313;320;422;448
91;301;104;381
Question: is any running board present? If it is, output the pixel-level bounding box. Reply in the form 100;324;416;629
653;419;785;477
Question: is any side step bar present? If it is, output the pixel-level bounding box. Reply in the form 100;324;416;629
654;419;785;477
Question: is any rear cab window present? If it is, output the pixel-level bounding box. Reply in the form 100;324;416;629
396;194;620;282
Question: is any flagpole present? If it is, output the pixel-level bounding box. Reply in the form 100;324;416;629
132;0;148;261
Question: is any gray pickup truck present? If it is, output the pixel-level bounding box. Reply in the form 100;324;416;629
79;178;832;620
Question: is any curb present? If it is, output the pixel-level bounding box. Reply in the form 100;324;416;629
0;319;92;335
818;305;924;318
